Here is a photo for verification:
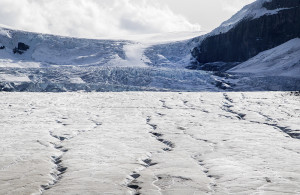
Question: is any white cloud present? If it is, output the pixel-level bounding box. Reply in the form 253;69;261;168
221;0;255;13
0;0;201;38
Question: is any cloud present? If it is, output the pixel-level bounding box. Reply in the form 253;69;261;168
221;0;255;13
0;0;201;38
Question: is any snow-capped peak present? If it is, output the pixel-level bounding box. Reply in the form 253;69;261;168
210;0;290;35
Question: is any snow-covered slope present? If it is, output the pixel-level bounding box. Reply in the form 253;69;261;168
0;25;203;68
211;0;288;35
0;25;218;92
230;38;300;78
0;27;130;67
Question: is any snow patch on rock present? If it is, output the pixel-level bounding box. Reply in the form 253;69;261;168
211;0;291;35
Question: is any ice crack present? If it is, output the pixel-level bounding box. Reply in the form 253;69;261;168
40;120;102;193
125;153;157;195
40;132;69;192
222;93;246;120
147;116;175;151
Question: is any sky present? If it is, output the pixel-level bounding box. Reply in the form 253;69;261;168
0;0;255;38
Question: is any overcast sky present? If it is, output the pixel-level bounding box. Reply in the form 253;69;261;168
165;0;255;32
0;0;255;38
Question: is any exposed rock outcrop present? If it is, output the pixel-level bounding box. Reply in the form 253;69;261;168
191;0;300;70
13;42;30;54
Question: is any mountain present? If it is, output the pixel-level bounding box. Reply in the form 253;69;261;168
0;0;300;92
0;27;129;67
230;38;300;77
191;0;300;71
0;27;217;92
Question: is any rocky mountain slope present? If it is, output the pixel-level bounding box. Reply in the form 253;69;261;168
230;38;300;77
191;0;300;70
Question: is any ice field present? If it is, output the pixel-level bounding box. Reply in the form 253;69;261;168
1;2;300;193
1;92;299;195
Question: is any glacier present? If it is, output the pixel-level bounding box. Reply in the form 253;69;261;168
1;92;300;195
0;26;216;92
1;24;300;92
1;1;300;195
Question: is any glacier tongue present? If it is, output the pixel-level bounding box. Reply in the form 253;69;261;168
1;25;300;92
0;66;217;92
0;26;218;92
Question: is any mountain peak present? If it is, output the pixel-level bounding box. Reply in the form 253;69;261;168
192;0;300;66
211;0;299;36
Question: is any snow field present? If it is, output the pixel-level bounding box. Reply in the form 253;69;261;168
0;92;299;195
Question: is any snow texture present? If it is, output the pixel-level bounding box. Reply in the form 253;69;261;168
0;92;300;195
229;38;300;78
210;0;289;35
0;26;203;69
0;25;219;92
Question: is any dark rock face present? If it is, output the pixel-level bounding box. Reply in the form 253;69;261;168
13;42;30;54
187;62;239;72
18;42;30;51
263;0;300;10
0;46;5;50
192;0;300;65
